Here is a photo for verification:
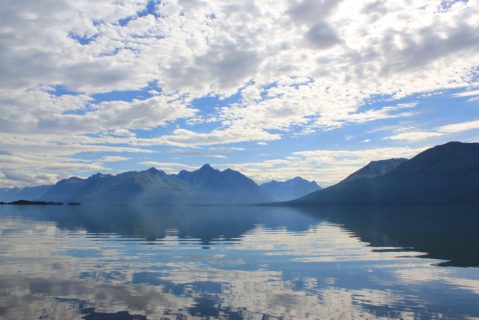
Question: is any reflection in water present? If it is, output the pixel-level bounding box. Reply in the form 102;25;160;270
0;205;478;319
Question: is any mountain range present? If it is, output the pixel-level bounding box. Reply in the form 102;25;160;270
0;185;52;202
42;167;187;205
260;177;320;201
293;141;479;205
2;141;479;205
17;164;312;205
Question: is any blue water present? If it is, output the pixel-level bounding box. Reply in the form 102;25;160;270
0;205;478;319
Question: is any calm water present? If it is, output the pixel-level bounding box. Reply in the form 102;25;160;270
0;205;479;319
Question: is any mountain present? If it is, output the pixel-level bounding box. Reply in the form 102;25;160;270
177;164;272;204
42;168;187;204
260;177;321;201
42;164;271;205
0;185;52;202
340;158;408;183
292;142;479;205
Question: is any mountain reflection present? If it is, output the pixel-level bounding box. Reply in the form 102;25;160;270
3;204;479;267
0;205;478;319
299;205;479;267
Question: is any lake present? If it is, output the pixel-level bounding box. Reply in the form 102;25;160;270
0;204;478;319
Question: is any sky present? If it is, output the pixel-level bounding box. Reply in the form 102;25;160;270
0;0;479;188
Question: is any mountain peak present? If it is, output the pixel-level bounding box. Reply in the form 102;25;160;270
145;167;161;174
89;173;109;180
62;176;84;183
198;164;216;172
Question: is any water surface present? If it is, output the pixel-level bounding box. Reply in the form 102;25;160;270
0;205;478;319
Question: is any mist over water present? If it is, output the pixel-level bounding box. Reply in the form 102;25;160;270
0;205;478;319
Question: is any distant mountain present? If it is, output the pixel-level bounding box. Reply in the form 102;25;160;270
340;158;408;183
42;164;271;205
177;164;272;204
43;168;187;204
292;142;479;205
0;185;52;202
260;177;321;201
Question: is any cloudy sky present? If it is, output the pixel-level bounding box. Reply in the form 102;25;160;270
1;0;479;187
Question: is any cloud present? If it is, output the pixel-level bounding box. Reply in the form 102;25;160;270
208;146;245;153
1;0;479;185
167;149;226;158
453;89;479;98
167;46;261;94
0;91;196;135
99;156;130;162
386;131;444;141
438;119;479;133
1;169;40;184
379;21;479;76
287;0;344;25
387;119;479;141
305;22;341;49
153;127;281;147
224;146;424;186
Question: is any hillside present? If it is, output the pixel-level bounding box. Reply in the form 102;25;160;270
293;142;479;205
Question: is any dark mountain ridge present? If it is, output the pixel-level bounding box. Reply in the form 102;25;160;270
293;141;479;205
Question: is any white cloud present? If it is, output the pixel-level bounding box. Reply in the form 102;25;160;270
167;149;227;158
1;0;479;185
439;119;479;133
387;119;479;141
151;127;281;147
99;156;130;162
224;146;424;186
386;131;445;141
208;146;245;153
453;89;479;98
0;91;196;135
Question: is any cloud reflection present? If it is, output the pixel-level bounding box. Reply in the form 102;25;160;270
0;205;479;319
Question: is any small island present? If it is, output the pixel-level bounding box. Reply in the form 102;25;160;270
0;200;64;205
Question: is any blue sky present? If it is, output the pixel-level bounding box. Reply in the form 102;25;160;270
0;0;478;187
